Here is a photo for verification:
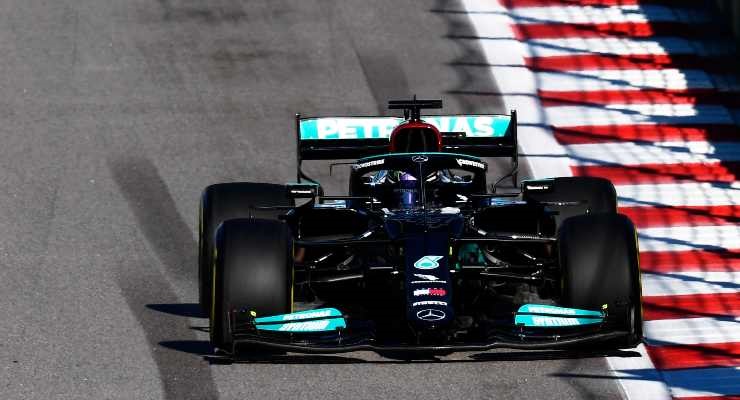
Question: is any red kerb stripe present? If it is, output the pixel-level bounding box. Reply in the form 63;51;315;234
540;89;726;107
525;54;739;73
618;206;740;228
553;125;739;145
643;293;740;320
502;0;690;6
572;162;740;185
514;22;701;40
646;342;740;370
640;250;740;273
672;396;740;400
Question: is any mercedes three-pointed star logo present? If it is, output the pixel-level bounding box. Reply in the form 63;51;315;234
416;308;446;322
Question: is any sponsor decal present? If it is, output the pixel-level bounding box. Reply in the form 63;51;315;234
412;300;448;307
279;320;331;331
353;158;385;170
413;273;440;281
517;304;602;317
413;288;447;297
526;306;575;315
411;281;447;284
282;309;332;321
525;185;548;190
416;308;446;322
414;255;443;270
528;316;580;327
253;308;347;332
514;304;603;327
455;158;485;169
411;155;428;163
299;116;511;140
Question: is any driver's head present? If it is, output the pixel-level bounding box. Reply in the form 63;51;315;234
397;171;418;209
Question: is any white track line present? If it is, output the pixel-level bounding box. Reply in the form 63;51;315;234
616;182;740;207
663;366;740;398
535;69;715;92
460;1;674;399
641;271;740;296
565;141;740;166
637;225;740;252
461;1;737;399
545;104;734;127
644;317;740;345
504;5;710;25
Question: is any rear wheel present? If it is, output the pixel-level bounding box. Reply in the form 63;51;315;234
558;213;642;348
199;183;293;313
210;218;293;352
524;177;617;229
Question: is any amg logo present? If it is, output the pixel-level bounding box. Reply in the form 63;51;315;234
353;159;384;170
456;158;485;169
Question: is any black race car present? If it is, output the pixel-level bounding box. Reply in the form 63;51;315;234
198;99;642;355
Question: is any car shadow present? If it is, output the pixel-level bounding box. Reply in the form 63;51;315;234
147;303;205;318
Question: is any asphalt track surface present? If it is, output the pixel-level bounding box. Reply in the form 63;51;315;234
0;1;626;399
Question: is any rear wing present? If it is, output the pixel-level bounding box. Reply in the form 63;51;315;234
295;111;518;182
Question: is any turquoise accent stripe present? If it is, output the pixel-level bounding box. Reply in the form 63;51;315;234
299;115;511;140
517;304;603;317
254;308;346;333
514;304;604;328
255;318;346;332
254;308;342;324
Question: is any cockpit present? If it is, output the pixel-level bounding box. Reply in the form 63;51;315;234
349;153;487;210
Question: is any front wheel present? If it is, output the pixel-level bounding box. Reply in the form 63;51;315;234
199;182;293;314
558;213;642;348
210;218;293;353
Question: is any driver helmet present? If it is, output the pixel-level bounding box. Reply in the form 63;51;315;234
398;171;418;209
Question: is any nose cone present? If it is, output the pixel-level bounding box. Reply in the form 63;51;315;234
404;233;454;330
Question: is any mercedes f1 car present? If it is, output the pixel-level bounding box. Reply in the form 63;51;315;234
198;99;642;355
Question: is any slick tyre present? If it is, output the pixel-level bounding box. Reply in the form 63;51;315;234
199;183;293;314
210;218;293;352
524;177;617;229
558;213;643;348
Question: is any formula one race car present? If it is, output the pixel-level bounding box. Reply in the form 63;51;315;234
198;99;642;355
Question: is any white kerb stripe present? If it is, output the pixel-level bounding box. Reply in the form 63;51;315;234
617;183;740;207
564;141;740;166
663;367;740;398
641;271;740;296
637;225;740;252
607;344;671;400
505;5;710;25
545;104;734;128
525;37;734;58
535;69;714;92
644;317;740;345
